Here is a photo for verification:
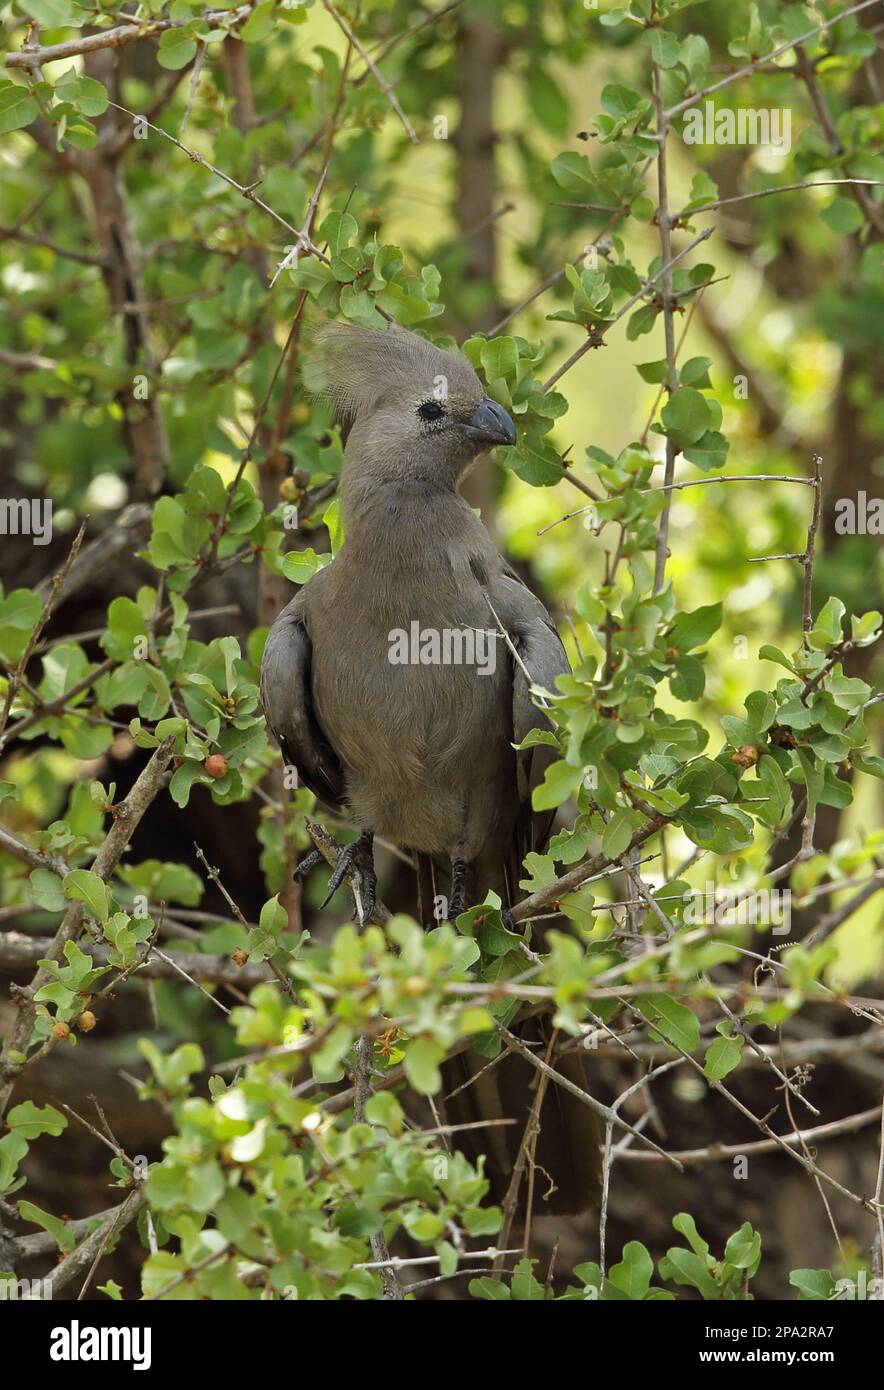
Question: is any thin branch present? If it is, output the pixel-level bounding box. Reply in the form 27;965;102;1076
496;1024;682;1169
540;227;714;393
5;6;253;69
46;1187;144;1298
618;1105;883;1165
0;740;175;1116
672;178;884;222
103;101;330;264
0;826;69;878
353;1035;404;1300
652;66;677;596
0;522;85;742
664;0;884;120
795;44;884;239
321;0;419;144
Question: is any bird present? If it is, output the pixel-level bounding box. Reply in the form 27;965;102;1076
261;322;599;1212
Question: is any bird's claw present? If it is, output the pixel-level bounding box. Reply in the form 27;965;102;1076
293;848;324;881
319;833;376;927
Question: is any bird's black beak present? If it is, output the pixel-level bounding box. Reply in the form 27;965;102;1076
464;397;517;447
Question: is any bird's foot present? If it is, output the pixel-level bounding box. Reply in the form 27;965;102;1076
320;830;376;927
448;857;468;921
293;848;324;881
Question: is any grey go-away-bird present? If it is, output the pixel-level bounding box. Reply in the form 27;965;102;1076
261;323;598;1211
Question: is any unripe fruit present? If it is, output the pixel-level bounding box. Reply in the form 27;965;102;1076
76;1010;97;1033
205;754;229;779
292;403;311;425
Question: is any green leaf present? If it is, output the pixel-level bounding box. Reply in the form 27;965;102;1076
503;437;562;487
789;1267;837;1300
532;760;583;812
157;32;198;71
54;69;109;118
627;304;658;340
0;82;39;134
797;749;824;817
669;603;722;652
319;210;358;255
659;1247;719;1299
724;1222;761;1271
29;867;66;912
16;1200;76;1251
683;430;728;471
241;0;276;42
528;67;570;136
364;1092;404;1135
19;0;76;21
821;197;864;235
759;644;797;673
7;1101;66;1139
682;172;719;212
550;151;595;197
0;1132;29;1195
0;588;41;662
281;549;330;584
637;995;700;1053
469;1275;511;1300
608;1241;654;1298
636;359;668;384
403;1037;445;1095
642;29;679;68
602;808;633;860
63;868;109;924
704;1034;743;1080
679;356;713;388
659;388;712;448
670;654;705;701
480;337;519;384
808;596;845;650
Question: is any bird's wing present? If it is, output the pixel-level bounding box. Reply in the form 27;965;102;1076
260;594;346;809
492;569;570;861
441;571;598;1217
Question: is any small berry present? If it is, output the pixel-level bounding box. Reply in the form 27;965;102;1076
732;744;759;768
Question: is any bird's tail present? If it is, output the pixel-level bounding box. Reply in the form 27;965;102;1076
414;852;601;1217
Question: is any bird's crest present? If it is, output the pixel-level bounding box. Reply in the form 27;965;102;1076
304;322;481;433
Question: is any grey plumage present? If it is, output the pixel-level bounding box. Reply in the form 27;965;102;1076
261;323;599;1212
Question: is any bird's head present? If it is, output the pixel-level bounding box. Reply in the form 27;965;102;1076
306;323;516;486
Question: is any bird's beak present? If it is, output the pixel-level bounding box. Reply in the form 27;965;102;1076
464;397;517;447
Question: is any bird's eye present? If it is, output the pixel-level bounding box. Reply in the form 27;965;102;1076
417;399;445;422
